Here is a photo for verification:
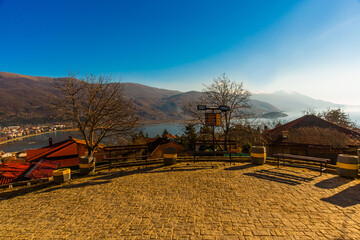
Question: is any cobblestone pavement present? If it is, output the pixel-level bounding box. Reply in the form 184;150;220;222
1;162;360;239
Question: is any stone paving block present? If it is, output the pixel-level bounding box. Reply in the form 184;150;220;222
0;162;360;239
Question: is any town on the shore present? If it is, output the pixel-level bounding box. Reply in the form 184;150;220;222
0;124;67;142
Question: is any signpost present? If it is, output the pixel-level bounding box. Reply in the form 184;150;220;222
197;105;207;111
197;105;230;153
205;113;221;126
219;105;230;112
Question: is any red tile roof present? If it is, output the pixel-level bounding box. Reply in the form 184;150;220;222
26;140;76;162
0;160;60;185
47;143;78;158
0;162;30;185
25;138;90;167
26;148;49;160
25;160;60;179
264;115;360;148
50;157;79;168
0;162;30;179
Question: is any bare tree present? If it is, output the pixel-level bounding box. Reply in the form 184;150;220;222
229;119;264;148
52;72;140;156
185;73;251;150
320;108;357;129
301;107;318;116
302;107;357;129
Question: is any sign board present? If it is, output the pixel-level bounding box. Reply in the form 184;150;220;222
197;105;207;110
219;105;230;112
205;113;221;126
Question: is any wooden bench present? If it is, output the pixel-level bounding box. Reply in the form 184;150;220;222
273;153;330;175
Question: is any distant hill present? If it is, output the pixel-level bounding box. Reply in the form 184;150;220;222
0;72;56;124
252;91;343;113
121;83;182;121
0;72;334;125
157;90;281;116
0;72;186;123
261;111;288;119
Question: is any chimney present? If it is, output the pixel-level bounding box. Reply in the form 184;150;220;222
49;138;53;147
264;126;268;133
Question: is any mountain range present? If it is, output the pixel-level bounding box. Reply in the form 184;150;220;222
0;72;345;125
251;91;343;113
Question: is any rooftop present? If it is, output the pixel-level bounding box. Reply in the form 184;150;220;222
25;137;90;167
0;160;59;185
265;115;360;148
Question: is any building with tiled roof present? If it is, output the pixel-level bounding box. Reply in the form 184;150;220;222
0;160;59;185
26;137;104;167
149;141;185;159
264;115;360;163
162;133;177;139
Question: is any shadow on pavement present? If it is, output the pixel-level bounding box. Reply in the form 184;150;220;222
93;165;162;181
224;163;254;171
322;183;360;207
37;165;211;194
244;169;315;186
0;182;53;201
0;165;164;200
149;166;210;173
315;176;353;189
40;165;165;193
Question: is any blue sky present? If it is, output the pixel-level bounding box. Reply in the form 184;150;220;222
1;0;360;104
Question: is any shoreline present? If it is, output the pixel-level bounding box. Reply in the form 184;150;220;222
0;121;187;146
0;129;76;145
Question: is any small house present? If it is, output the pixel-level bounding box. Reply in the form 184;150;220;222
264;115;360;163
0;160;59;185
26;137;104;167
150;141;185;159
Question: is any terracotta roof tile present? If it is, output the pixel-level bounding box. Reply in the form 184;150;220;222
0;162;30;179
0;160;60;185
47;143;78;158
52;157;79;168
26;140;74;162
25;160;60;179
26;148;50;160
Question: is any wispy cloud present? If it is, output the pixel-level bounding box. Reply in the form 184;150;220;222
315;14;360;41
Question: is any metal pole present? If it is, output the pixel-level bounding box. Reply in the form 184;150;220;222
212;109;215;156
212;125;215;156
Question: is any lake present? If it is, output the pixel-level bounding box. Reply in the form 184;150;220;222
0;123;185;153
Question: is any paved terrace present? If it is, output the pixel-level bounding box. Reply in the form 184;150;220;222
1;161;360;239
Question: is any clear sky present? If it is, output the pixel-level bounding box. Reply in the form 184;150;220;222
1;0;360;105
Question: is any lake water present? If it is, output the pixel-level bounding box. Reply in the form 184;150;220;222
0;123;185;153
141;122;184;137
